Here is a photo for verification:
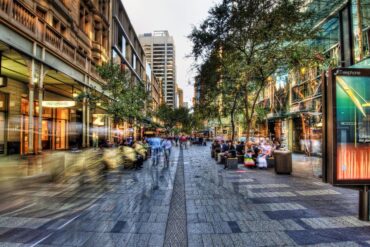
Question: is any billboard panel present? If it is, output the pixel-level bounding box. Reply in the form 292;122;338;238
334;73;370;184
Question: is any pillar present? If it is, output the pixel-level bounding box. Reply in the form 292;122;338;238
28;59;35;154
82;87;87;148
86;99;90;147
37;64;44;154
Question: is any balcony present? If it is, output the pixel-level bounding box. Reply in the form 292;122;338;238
12;0;36;33
0;0;10;14
0;0;105;79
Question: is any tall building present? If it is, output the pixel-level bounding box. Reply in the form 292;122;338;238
139;31;177;108
177;87;184;108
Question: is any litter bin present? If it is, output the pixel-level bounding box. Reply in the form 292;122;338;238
273;150;292;175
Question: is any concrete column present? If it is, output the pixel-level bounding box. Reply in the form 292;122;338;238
82;87;87;148
28;59;35;154
37;66;44;154
86;100;90;147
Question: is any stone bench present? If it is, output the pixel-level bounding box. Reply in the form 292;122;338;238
227;158;238;169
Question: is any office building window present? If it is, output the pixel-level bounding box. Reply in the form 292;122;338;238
132;54;137;70
112;49;121;64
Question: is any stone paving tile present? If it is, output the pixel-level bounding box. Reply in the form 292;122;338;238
295;189;341;196
302;216;370;229
2;145;370;246
183;145;370;247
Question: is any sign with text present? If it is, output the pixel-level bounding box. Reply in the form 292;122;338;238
42;101;76;108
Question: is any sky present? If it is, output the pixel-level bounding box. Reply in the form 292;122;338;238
122;0;219;106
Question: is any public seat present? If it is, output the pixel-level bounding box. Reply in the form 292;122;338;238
227;158;238;169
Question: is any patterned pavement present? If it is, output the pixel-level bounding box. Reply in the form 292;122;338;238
184;146;370;246
0;145;369;246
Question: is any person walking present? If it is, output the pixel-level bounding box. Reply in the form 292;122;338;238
162;137;172;167
180;135;187;149
148;137;162;166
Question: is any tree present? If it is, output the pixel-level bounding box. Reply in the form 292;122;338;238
190;0;322;139
155;105;193;134
96;63;149;125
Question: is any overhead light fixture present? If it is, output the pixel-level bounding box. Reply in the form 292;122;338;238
72;86;79;98
0;76;7;88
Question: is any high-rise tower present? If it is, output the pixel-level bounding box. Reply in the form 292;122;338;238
139;31;177;108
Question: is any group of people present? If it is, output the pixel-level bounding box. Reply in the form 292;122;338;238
211;138;281;169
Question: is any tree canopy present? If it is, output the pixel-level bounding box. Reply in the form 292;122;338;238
189;0;324;139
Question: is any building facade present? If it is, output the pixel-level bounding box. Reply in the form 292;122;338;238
139;31;177;108
0;0;111;155
177;86;183;108
0;0;162;156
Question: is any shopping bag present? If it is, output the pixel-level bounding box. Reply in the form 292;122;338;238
244;157;255;167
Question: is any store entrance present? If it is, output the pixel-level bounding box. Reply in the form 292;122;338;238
42;108;69;151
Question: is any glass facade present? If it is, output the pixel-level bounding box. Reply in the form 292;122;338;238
336;75;370;180
352;0;370;62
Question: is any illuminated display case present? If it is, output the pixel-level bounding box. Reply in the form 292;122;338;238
325;68;370;186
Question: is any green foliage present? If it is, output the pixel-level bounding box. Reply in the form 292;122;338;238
155;104;194;133
190;0;327;138
96;63;149;124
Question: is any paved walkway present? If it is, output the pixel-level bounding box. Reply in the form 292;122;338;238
0;145;369;246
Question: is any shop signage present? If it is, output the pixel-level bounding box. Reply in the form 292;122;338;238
42;101;76;108
334;68;370;77
0;76;7;87
93;114;105;126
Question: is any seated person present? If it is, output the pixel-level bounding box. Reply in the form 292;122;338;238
236;141;245;155
217;140;228;163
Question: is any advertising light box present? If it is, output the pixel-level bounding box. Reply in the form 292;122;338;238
333;70;370;184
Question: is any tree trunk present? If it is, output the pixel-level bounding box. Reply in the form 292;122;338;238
230;94;238;142
231;112;235;142
245;81;265;140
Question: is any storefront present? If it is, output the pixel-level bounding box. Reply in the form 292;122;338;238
20;96;79;154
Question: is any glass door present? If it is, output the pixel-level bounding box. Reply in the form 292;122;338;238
55;119;67;150
41;119;52;150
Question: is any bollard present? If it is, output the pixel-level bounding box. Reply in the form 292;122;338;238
359;186;370;221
